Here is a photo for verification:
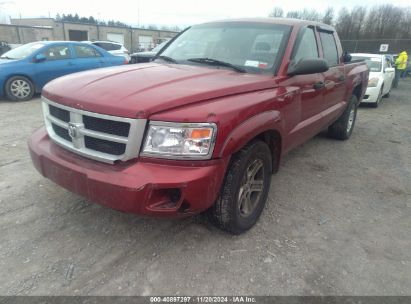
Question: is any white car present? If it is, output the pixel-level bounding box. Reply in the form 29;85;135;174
351;53;395;107
89;41;131;63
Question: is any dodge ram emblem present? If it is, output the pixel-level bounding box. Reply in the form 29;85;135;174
68;123;78;139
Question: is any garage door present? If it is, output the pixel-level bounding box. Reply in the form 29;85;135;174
107;33;124;44
139;35;153;50
69;30;88;41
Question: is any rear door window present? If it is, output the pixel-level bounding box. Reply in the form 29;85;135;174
319;31;339;66
74;45;102;58
110;43;122;51
93;42;109;50
95;42;115;51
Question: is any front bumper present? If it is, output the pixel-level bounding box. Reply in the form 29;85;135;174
361;86;380;103
28;127;229;217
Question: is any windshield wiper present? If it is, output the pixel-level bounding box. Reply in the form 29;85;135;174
0;56;15;60
156;55;178;63
187;58;246;73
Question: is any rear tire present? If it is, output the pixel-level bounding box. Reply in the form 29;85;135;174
328;95;358;140
208;140;273;234
5;76;34;101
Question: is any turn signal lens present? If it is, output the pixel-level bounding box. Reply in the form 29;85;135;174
191;129;212;139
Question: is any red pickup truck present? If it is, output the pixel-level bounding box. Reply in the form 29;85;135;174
29;18;368;234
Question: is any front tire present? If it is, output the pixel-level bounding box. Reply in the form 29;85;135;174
328;95;358;140
371;86;383;108
208;140;273;234
383;84;392;98
5;76;34;101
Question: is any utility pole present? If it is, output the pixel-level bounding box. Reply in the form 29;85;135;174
137;0;140;27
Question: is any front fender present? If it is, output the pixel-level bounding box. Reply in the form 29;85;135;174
218;110;283;158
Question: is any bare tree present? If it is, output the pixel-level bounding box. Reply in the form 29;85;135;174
363;4;405;39
269;7;284;18
399;7;411;39
351;7;367;39
270;4;411;40
335;8;352;39
322;7;334;25
286;11;302;19
300;9;322;22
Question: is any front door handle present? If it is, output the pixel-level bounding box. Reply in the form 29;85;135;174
313;81;325;90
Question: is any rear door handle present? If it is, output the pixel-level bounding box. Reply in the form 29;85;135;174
313;81;325;90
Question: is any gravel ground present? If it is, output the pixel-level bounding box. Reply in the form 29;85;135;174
0;80;410;296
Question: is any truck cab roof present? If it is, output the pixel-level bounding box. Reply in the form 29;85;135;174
201;17;336;31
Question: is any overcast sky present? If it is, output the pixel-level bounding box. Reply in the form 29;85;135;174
1;0;410;27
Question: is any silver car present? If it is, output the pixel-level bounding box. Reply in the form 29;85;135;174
90;41;131;63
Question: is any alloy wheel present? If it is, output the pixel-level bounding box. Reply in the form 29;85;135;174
238;158;265;217
347;106;356;133
10;79;31;99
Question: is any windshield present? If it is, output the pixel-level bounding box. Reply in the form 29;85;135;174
0;42;45;60
351;56;382;72
152;41;168;53
160;22;291;73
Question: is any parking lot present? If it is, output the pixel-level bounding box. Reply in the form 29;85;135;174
0;80;410;296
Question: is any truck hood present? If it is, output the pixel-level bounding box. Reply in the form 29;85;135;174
42;63;278;118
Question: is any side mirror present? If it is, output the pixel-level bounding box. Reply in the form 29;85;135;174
33;53;46;63
288;58;329;76
343;51;352;63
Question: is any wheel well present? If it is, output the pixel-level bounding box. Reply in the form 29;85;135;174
254;130;282;173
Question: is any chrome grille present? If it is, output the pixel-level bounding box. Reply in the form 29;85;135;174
42;97;147;163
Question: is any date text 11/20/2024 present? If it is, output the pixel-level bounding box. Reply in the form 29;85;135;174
149;296;257;303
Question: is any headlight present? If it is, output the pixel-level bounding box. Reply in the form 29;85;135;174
368;77;379;87
141;121;217;159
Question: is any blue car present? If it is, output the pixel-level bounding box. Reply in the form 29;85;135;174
0;41;127;101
